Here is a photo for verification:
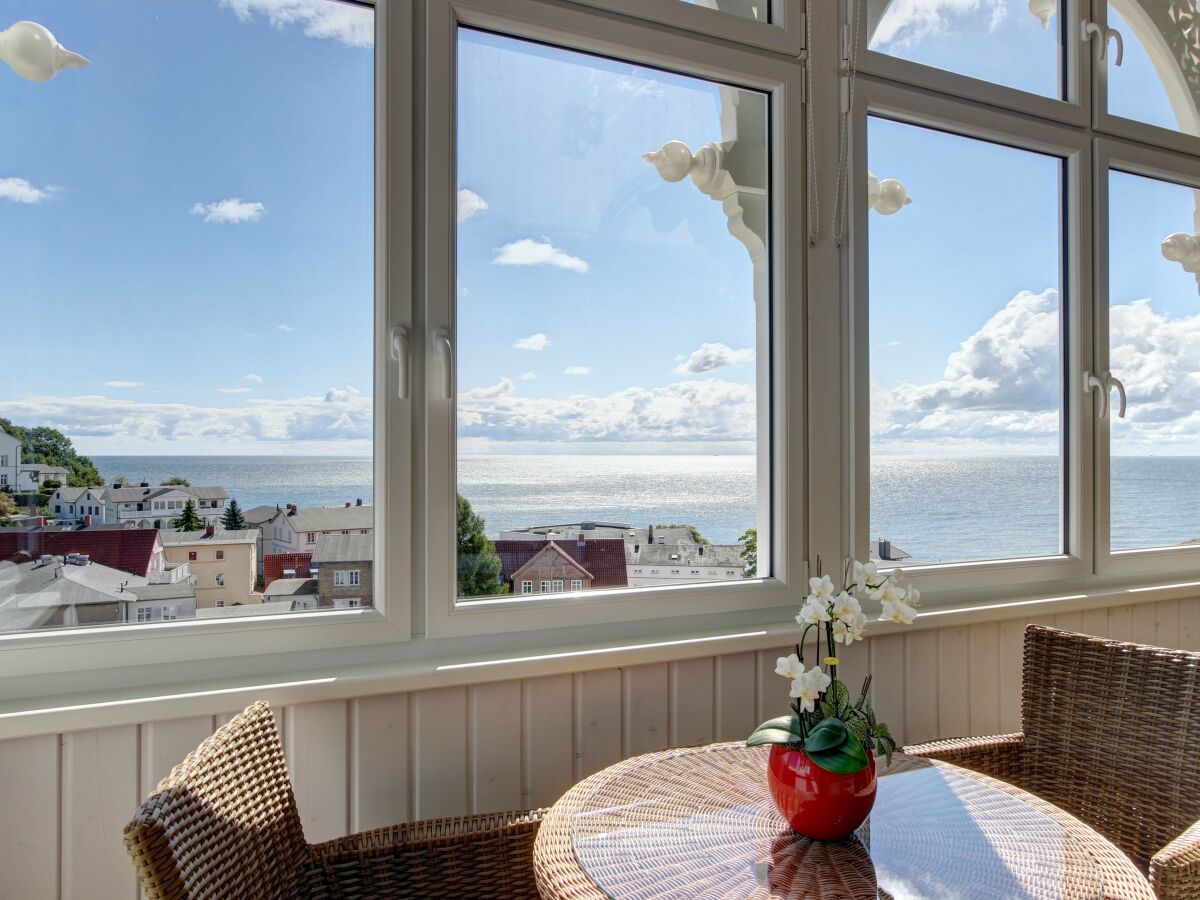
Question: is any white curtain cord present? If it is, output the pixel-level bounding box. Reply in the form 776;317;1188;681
832;0;862;249
805;2;820;248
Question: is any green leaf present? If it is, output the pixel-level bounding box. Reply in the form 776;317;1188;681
875;733;896;766
803;717;848;753
747;715;804;747
827;680;850;707
807;729;871;773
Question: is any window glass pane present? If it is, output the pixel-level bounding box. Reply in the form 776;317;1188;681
868;117;1064;565
0;0;374;633
868;0;1062;99
455;30;768;600
678;0;769;21
1106;3;1200;137
1109;170;1200;551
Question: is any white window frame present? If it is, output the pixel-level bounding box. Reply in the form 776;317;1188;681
0;0;412;687
568;0;804;55
571;579;583;591
520;580;533;594
1093;137;1200;580
422;0;805;640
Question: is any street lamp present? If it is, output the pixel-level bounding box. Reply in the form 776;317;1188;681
0;21;89;82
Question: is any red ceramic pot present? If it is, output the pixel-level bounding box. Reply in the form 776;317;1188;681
767;745;877;841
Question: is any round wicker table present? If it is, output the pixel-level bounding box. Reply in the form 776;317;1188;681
533;743;1155;899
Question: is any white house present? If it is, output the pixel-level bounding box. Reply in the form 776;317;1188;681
102;484;227;530
50;486;107;524
0;426;70;493
262;502;373;555
0;428;18;492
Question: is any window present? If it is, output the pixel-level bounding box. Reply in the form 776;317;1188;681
866;117;1064;565
1104;3;1199;138
163;607;178;622
215;573;225;587
453;29;769;602
334;569;361;587
307;533;317;544
215;550;224;560
136;608;152;623
521;580;533;594
216;601;224;608
0;0;376;637
540;580;552;593
570;579;583;591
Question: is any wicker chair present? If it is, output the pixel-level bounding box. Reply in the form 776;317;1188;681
906;625;1200;898
124;700;545;899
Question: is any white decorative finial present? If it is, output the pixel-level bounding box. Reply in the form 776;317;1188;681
0;21;89;83
644;139;732;200
867;171;913;216
1028;0;1055;30
1162;232;1200;273
643;140;697;183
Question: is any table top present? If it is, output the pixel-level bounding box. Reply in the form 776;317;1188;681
533;743;1155;899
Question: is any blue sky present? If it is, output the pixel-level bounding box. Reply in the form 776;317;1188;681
1;0;1197;458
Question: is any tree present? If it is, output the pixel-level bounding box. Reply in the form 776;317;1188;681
0;417;103;487
222;498;246;530
655;523;710;545
172;499;204;531
162;476;191;486
456;493;505;597
739;528;757;578
0;492;17;521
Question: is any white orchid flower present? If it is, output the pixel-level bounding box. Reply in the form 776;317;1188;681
775;653;804;680
851;559;877;586
808;574;836;599
877;579;903;604
830;591;861;623
905;585;921;607
833;610;869;644
796;596;832;625
789;665;832;713
880;598;917;625
832;619;851;644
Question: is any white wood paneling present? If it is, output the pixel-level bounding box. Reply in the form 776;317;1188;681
0;734;59;900
411;686;467;820
139;716;213;799
575;669;622;781
714;651;758;742
523;675;574;810
622;663;669;757
469;681;522;815
968;623;1001;737
937;626;970;740
287;700;348;843
904;631;939;745
670;657;715;748
351;693;409;830
871;633;907;745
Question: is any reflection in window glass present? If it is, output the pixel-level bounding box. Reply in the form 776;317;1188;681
0;0;374;633
1106;3;1200;136
455;30;768;600
678;0;769;21
1109;171;1200;551
868;118;1063;565
868;0;1061;99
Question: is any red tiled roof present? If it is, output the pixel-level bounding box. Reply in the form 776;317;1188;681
494;539;628;589
264;552;313;585
0;529;160;577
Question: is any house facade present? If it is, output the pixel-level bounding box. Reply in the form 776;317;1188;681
495;537;628;595
50;487;107;524
0;428;18;492
262;502;373;555
0;427;70;493
103;484;227;530
160;527;258;609
311;533;373;609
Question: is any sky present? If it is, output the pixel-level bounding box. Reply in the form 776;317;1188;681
0;0;1197;458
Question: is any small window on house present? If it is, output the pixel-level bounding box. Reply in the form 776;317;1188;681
188;551;197;561
551;579;564;592
348;598;360;608
307;533;317;544
540;580;551;592
216;550;224;560
216;600;225;608
162;607;177;621
136;608;152;622
215;573;224;587
570;579;583;590
521;580;533;594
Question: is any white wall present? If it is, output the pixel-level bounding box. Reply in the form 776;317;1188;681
1;595;1196;899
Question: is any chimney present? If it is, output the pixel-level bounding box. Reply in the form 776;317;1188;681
205;524;216;537
83;515;92;527
647;524;655;544
140;482;150;488
699;545;704;556
577;532;586;548
356;498;363;506
879;539;891;560
287;504;297;513
345;502;351;508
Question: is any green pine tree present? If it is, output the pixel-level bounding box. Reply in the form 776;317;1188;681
456;493;506;597
739;528;757;578
172;499;204;531
222;497;246;530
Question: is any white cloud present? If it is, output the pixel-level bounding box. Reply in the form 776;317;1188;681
218;387;252;394
0;386;372;452
519;371;538;381
871;0;1007;49
457;189;488;224
217;0;374;47
0;178;56;204
493;238;588;273
563;366;591;376
513;332;550;351
103;381;143;389
190;197;265;224
873;288;1200;454
673;342;755;375
244;373;264;383
277;324;294;333
458;378;755;445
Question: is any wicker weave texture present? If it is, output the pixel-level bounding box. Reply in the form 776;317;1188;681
907;625;1200;898
534;742;1154;899
124;700;545;899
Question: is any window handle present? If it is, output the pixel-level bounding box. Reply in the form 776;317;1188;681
1106;373;1127;419
1085;370;1109;420
433;328;454;399
390;326;410;400
1082;20;1123;66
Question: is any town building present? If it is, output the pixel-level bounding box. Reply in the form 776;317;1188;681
262;577;319;610
870;539;912;563
242;504;280;574
263;552;314;588
494;537;628;595
0;526;175;580
261;502;372;556
626;542;747;587
50;486;108;524
311;533;372;608
160;526;258;609
102;483;227;530
0;425;70;493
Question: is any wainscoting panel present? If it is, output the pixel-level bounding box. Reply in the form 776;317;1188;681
3;597;1199;899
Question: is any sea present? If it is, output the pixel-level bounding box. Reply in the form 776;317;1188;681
91;455;1200;565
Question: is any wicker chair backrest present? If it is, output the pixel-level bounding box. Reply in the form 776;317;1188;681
1019;625;1200;863
124;701;308;900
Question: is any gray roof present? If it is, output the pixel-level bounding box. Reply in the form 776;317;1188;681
21;464;69;475
126;583;197;602
312;533;373;564
870;539;912;562
242;504;279;526
160;529;258;546
55;487;91;503
284;505;373;533
626;543;746;568
104;485;227;503
0;557;154;609
263;577;318;597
